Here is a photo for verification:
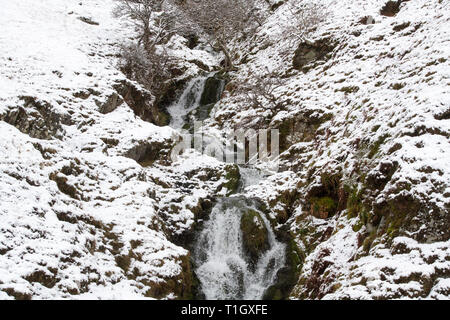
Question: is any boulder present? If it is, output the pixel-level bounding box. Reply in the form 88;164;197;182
240;209;270;264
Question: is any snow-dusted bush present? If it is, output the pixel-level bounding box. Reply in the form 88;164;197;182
283;1;328;47
118;43;173;97
175;0;269;70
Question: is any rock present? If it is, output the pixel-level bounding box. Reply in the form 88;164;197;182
200;74;227;106
380;1;402;17
96;92;123;114
113;80;170;126
78;16;99;25
223;164;240;195
292;38;336;71
0;96;71;140
240;209;270;264
123;140;174;166
359;16;376;25
275;109;333;151
310;197;336;219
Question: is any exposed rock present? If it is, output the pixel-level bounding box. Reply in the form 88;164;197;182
113;80;170;126
96;92;123;114
275;109;333;151
240;209;270;265
0;96;71;140
292;38;336;71
78;16;99;25
123;140;173;166
380;1;402;17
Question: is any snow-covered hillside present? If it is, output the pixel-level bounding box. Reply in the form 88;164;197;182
205;0;450;299
0;0;449;300
0;0;235;299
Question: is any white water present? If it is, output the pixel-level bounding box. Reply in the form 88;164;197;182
166;75;209;129
194;169;285;300
194;197;286;300
167;75;286;300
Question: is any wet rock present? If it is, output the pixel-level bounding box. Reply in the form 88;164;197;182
200;75;226;106
240;209;270;264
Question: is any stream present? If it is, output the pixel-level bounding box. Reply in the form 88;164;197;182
167;73;286;300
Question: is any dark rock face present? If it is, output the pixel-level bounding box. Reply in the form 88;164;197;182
200;76;226;106
113;80;170;126
380;1;402;17
0;96;72;140
96;92;123;114
240;209;270;265
359;16;376;25
276;109;333;152
292;38;336;71
123;140;173;166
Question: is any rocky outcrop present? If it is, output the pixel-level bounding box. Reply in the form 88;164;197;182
113;80;170;126
0;96;72;140
292;38;336;72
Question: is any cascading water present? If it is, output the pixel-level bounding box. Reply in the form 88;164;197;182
194;197;286;300
166;72;226;129
167;75;286;300
167;75;209;129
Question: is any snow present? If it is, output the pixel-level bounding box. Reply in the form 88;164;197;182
0;0;448;300
202;0;450;299
0;0;233;299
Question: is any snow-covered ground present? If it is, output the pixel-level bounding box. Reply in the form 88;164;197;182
0;0;233;299
204;0;450;299
0;0;448;300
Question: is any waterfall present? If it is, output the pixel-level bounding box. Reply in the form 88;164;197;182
167;75;209;129
167;74;286;300
194;196;286;300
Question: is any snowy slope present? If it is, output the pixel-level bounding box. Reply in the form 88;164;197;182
0;0;448;300
0;0;234;299
204;0;450;299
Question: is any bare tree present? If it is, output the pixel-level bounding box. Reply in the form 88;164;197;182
114;0;180;97
114;0;168;52
118;43;174;96
235;68;286;110
176;0;268;71
283;1;328;47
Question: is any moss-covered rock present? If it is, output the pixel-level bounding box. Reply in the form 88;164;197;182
200;75;226;106
310;196;337;219
223;164;240;195
263;238;303;300
240;209;270;264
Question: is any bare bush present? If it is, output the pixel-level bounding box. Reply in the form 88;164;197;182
114;0;173;52
283;1;328;47
118;43;174;97
235;68;286;110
